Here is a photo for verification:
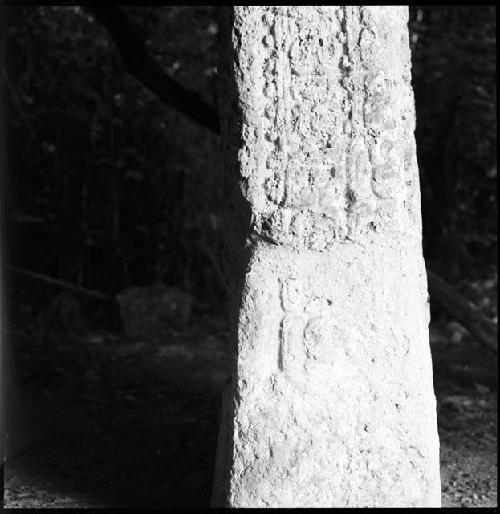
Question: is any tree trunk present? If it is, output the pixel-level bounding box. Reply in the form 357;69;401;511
212;6;441;508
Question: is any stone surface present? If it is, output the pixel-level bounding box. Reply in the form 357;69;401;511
212;6;441;508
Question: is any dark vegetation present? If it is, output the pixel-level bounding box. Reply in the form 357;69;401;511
1;5;497;508
3;6;496;324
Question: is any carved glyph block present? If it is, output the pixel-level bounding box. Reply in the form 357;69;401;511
212;6;440;508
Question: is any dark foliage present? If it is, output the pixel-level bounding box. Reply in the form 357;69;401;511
3;6;497;327
409;6;497;281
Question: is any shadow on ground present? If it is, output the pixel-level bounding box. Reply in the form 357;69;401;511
3;315;498;508
4;316;227;508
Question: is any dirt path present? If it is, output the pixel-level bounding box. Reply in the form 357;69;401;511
3;317;497;508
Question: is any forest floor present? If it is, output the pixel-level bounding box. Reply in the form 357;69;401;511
3;311;498;508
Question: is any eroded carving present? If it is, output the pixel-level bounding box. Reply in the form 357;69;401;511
230;7;420;250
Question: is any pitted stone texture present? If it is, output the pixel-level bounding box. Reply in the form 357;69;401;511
213;242;441;507
212;5;440;508
224;6;421;252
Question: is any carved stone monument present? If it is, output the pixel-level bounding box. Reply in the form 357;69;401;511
212;6;441;508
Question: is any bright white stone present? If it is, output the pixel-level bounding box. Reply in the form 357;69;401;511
212;6;441;508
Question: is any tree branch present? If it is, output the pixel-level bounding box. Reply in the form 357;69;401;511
7;264;113;301
87;5;497;352
85;5;220;133
427;269;497;353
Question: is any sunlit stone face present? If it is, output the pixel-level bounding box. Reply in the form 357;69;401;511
212;6;440;508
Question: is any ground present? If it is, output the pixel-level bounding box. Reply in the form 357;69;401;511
3;312;497;508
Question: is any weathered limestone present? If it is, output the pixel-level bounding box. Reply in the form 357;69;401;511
212;6;441;508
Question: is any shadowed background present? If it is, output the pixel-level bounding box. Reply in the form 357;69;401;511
1;5;497;508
